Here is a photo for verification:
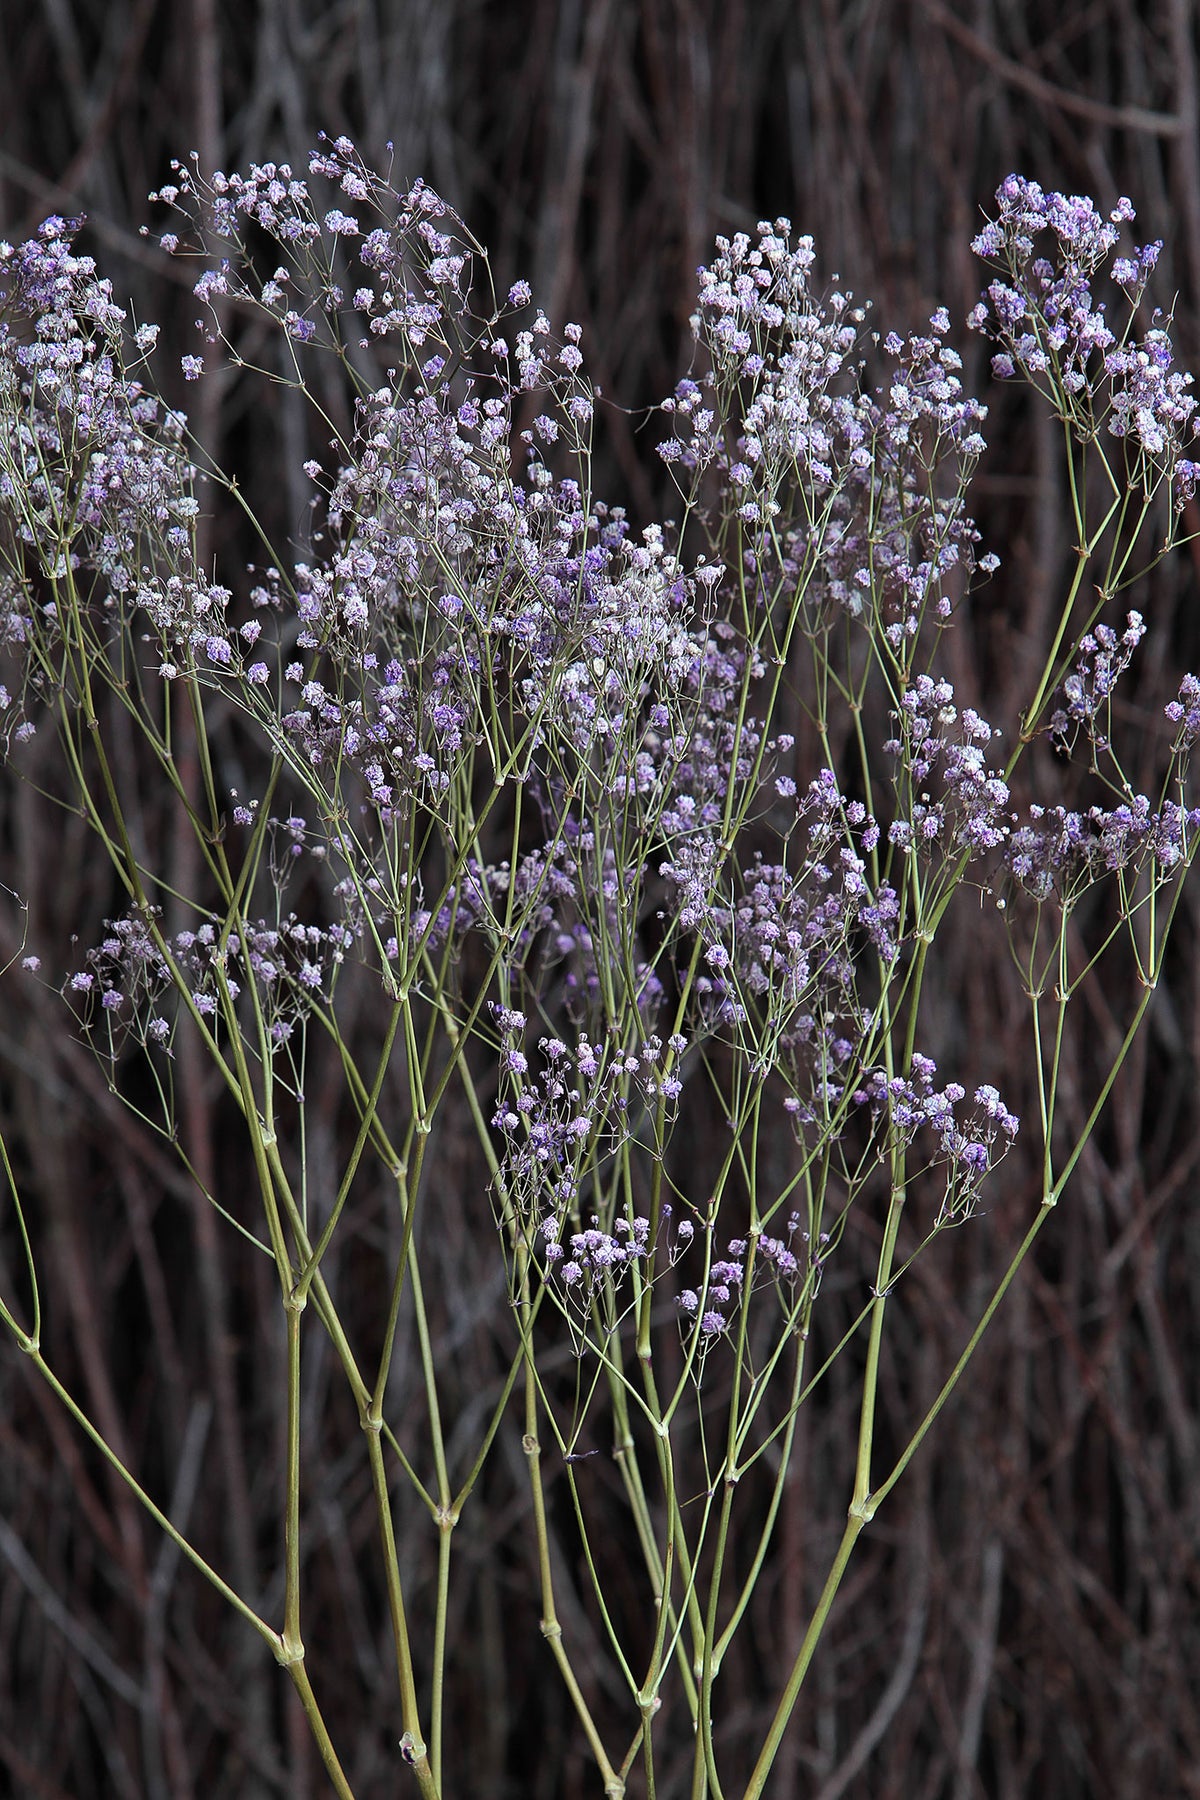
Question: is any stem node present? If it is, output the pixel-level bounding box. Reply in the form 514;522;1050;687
275;1634;305;1667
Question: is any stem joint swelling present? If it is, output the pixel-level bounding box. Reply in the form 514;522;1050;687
274;1633;306;1667
399;1730;429;1767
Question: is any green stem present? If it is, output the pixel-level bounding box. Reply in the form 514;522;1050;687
431;1515;453;1790
519;1247;623;1795
363;1421;439;1799
867;1200;1052;1514
853;1170;905;1508
741;1512;866;1800
282;1291;305;1657
714;1327;808;1664
284;1659;358;1800
295;998;404;1299
19;1342;273;1645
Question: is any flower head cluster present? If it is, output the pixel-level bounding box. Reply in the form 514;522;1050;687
885;676;1010;858
1165;673;1200;751
63;889;357;1056
663;230;991;653
969;179;1132;383
802;353;992;644
11;154;1198;1442
673;218;867;497
149;154;753;878
542;1213;652;1293
490;1007;686;1219
660;765;896;1061
1105;329;1197;485
538;1203;814;1343
1006;795;1200;901
677;1249;746;1337
1050;612;1145;752
855;1054;1018;1179
676;1213;820;1337
0;217;201;741
969;175;1197;496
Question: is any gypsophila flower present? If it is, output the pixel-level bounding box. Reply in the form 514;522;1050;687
1050;613;1145;751
7;168;1200;1781
1166;673;1200;749
969;175;1197;482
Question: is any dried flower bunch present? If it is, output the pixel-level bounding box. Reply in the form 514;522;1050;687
2;142;1197;1797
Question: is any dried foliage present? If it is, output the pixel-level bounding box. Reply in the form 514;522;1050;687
2;4;1200;1798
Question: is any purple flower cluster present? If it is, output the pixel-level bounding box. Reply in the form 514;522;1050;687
665;218;865;497
148;151;768;903
844;315;991;648
1006;796;1200;902
969;175;1198;496
542;1214;652;1291
156;159;318;250
11;150;1200;1405
490;1007;686;1219
854;1054;1019;1199
1105;332;1197;473
660;226;992;647
676;1214;818;1337
539;1203;813;1342
1050;612;1145;752
677;1251;747;1337
0;217;204;741
969;177;1137;378
885;676;1010;858
1165;673;1200;750
64;887;358;1056
656;765;898;1089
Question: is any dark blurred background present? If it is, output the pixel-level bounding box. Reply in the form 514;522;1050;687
3;3;1200;1797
